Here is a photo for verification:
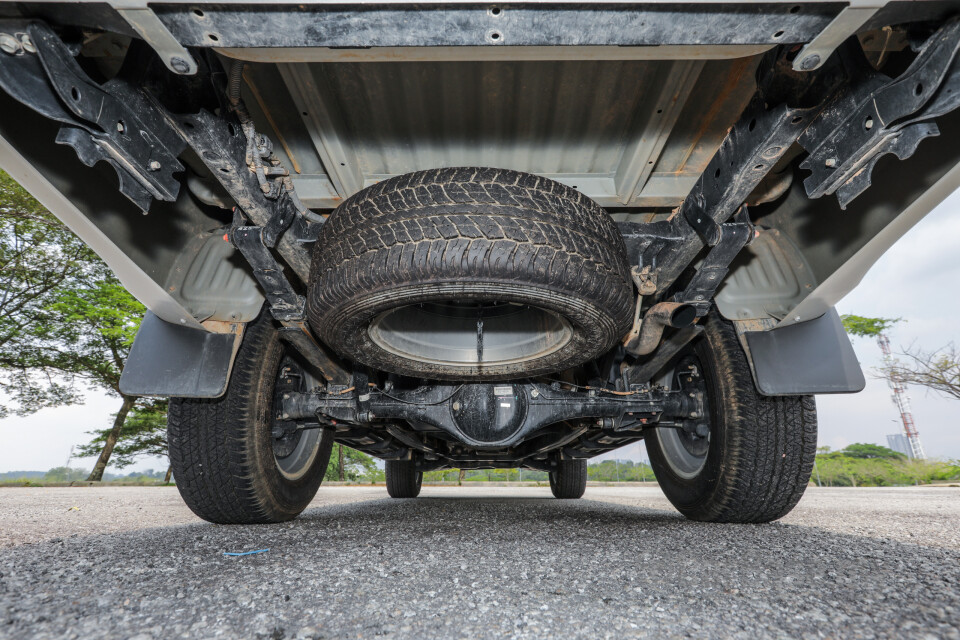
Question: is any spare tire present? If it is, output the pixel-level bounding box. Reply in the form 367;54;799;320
307;168;633;380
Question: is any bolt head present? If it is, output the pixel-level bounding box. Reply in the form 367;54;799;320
148;160;161;171
0;33;20;55
169;56;191;74
799;53;821;71
690;411;699;419
825;157;837;168
19;34;35;53
452;401;460;411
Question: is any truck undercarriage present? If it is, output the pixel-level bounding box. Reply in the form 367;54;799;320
2;1;959;522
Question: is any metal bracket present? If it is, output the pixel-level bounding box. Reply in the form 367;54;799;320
230;221;305;322
655;96;819;295
114;6;197;75
0;21;186;211
676;217;755;315
629;265;657;296
800;18;960;208
165;109;314;282
616;220;683;272
261;191;298;248
792;6;881;72
228;213;350;384
625;325;704;385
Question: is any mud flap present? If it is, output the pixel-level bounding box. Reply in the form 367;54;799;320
119;312;243;398
741;308;865;396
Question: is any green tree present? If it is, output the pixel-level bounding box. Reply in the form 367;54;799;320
22;264;146;480
42;466;88;483
883;343;960;402
840;314;901;338
76;399;170;481
842;313;960;403
812;447;960;487
840;442;906;460
0;170;149;481
587;459;654;482
0;170;92;417
324;444;379;482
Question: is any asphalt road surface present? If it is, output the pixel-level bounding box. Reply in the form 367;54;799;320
1;485;959;639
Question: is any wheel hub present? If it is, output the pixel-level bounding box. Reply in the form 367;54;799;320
368;300;573;367
271;356;324;480
657;355;711;479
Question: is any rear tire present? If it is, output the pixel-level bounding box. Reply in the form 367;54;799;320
385;460;422;498
646;311;817;523
549;459;587;499
167;312;334;524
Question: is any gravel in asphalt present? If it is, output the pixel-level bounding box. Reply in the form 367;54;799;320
1;485;958;639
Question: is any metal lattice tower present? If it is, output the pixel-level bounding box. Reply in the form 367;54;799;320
877;333;926;460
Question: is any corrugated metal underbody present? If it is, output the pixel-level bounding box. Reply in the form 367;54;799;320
235;53;762;213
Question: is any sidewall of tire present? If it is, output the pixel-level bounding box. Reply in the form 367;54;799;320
168;314;333;524
385;460;422;498
646;313;817;523
241;324;331;517
646;328;733;516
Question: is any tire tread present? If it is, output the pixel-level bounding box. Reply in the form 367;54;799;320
168;315;332;524
550;459;587;499
649;312;817;523
385;460;422;498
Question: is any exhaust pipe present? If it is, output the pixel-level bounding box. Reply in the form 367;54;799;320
623;302;697;356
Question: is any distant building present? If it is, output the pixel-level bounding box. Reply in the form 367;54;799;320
887;434;913;459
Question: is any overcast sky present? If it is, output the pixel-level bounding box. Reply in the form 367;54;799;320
1;189;958;473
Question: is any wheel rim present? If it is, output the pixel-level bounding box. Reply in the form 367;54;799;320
272;356;323;481
656;354;711;480
368;300;573;367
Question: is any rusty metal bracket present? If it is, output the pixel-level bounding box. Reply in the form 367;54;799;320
229;215;349;384
164;109;314;282
230;222;305;322
675;217;756;316
654;97;818;295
